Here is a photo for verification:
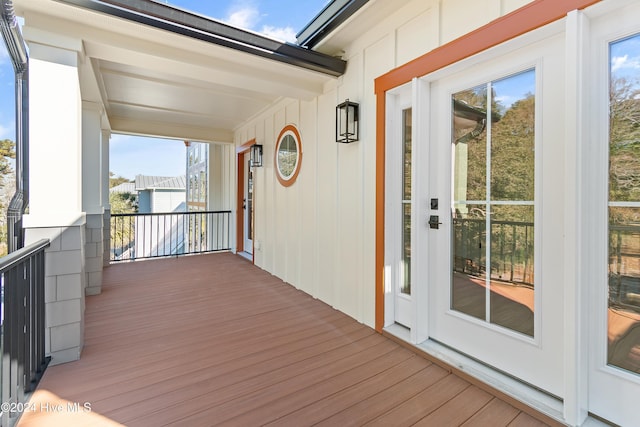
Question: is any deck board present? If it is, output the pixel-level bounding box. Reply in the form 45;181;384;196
18;253;559;427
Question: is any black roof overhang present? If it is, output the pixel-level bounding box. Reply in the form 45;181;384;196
54;0;347;77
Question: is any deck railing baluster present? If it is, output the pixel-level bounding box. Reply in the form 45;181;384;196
110;211;231;262
0;239;51;424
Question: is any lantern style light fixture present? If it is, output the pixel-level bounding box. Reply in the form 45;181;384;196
336;99;359;143
250;144;263;167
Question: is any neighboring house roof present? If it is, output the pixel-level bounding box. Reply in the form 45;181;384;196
109;182;136;194
135;175;186;191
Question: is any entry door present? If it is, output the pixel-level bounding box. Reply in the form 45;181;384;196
244;158;253;254
426;33;565;396
588;5;640;425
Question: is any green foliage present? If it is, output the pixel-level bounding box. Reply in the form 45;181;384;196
109;191;137;214
109;171;131;189
609;77;640;208
0;139;15;177
0;139;15;256
457;91;535;210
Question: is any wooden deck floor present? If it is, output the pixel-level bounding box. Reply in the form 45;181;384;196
18;253;560;427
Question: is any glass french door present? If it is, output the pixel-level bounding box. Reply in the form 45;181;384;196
426;34;565;397
588;6;640;424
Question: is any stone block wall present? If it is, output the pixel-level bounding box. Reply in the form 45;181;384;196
85;213;104;295
25;224;86;366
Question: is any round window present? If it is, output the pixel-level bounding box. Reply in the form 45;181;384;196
275;125;302;186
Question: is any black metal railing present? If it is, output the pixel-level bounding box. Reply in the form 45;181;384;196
609;224;640;311
0;239;50;426
453;217;535;287
110;211;231;262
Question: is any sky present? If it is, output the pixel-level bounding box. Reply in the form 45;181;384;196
0;0;329;181
6;2;637;182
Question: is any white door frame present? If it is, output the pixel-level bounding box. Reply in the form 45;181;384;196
582;2;640;425
384;13;571;414
384;83;413;330
244;158;253;254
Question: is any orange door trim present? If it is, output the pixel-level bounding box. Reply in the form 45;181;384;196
374;0;601;332
237;139;257;263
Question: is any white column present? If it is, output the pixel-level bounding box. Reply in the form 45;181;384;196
23;41;86;365
102;130;111;267
82;102;105;295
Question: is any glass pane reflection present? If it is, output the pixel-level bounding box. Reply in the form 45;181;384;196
452;69;535;337
608;34;640;375
277;135;297;178
452;205;486;321
401;108;412;295
490;205;534;336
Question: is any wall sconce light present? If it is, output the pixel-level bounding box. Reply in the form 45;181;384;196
336;99;359;143
250;144;263;167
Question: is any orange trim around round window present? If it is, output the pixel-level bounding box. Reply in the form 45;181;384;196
275;124;303;187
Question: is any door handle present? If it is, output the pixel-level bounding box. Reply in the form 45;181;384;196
428;215;442;229
243;198;246;210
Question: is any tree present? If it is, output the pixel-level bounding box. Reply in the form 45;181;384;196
0;139;15;178
109;171;131;188
109;191;137;214
609;76;640;208
0;139;15;256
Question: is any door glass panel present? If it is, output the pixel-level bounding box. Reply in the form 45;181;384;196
490;205;535;336
608;33;640;374
402;108;412;295
452;69;536;336
247;160;253;240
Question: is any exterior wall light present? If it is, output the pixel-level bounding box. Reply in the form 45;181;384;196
336;99;359;143
250;144;263;167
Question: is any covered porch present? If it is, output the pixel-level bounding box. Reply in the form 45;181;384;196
18;253;555;426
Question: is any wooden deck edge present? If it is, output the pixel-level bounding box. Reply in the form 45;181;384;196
380;331;565;427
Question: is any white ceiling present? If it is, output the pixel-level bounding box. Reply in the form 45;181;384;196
14;0;337;143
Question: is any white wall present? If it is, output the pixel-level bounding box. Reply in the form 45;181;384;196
234;0;537;327
151;189;186;213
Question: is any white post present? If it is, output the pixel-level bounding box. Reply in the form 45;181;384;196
23;41;86;365
102;130;111;267
82;102;105;295
563;10;589;426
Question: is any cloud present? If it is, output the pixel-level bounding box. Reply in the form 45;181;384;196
223;1;296;43
612;54;640;72
225;2;259;30
261;25;296;43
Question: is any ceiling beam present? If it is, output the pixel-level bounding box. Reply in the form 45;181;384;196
110;116;234;143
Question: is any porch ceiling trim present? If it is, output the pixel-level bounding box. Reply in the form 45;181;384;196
54;0;347;77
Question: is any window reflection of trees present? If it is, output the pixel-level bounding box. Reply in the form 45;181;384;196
608;33;640;374
451;69;536;336
277;134;297;178
402;109;412;295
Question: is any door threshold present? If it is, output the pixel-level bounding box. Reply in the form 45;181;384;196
237;251;253;262
384;324;568;424
383;324;613;426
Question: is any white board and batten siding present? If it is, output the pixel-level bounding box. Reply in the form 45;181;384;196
234;0;539;326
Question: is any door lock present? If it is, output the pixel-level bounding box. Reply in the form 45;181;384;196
428;215;442;229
